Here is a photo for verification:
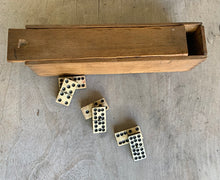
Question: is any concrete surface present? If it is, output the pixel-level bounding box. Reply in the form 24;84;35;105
0;0;220;179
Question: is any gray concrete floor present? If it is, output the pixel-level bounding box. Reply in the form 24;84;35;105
0;0;220;180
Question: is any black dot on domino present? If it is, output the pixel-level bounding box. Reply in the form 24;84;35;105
102;129;105;131
101;113;104;116
67;85;70;88
58;98;62;102
136;127;139;131
78;77;80;80
98;109;101;112
120;133;123;136
77;84;80;88
116;134;120;137
124;131;127;135
98;122;101;125
95;129;98;132
65;101;68;105
82;84;85;87
94;102;98;106
62;87;66;91
142;155;145;158
60;92;64;96
86;110;89;114
67;95;70;99
101;99;104;103
95;125;98;128
135;157;137;160
65;79;69;83
60;79;63;82
72;83;75;87
98;104;102;107
74;78;77;81
94;116;97;119
102;125;105;128
69;90;73;94
126;139;129;142
94;121;97;124
102;122;105;124
128;130;132;133
94;112;97;115
99;128;102;131
81;77;84;80
119;142;122;145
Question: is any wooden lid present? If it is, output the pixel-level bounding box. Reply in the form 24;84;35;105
8;25;188;62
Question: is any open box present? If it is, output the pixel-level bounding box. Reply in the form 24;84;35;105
7;23;207;76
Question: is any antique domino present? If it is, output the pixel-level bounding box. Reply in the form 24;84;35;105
114;126;142;146
58;75;86;89
81;98;109;120
129;145;147;162
128;133;146;161
56;78;77;106
93;98;109;109
81;103;94;120
92;107;106;133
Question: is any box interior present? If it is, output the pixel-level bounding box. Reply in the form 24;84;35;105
186;25;206;56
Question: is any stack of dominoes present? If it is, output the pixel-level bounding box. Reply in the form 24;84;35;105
56;75;86;106
81;98;109;133
115;126;146;161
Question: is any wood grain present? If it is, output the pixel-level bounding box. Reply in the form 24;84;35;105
7;25;188;62
8;23;208;77
25;22;202;29
25;56;206;76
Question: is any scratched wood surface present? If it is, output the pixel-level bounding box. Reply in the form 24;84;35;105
0;0;220;180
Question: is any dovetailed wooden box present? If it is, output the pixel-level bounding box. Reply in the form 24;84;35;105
7;23;207;76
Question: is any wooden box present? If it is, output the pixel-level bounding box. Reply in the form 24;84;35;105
7;23;207;76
